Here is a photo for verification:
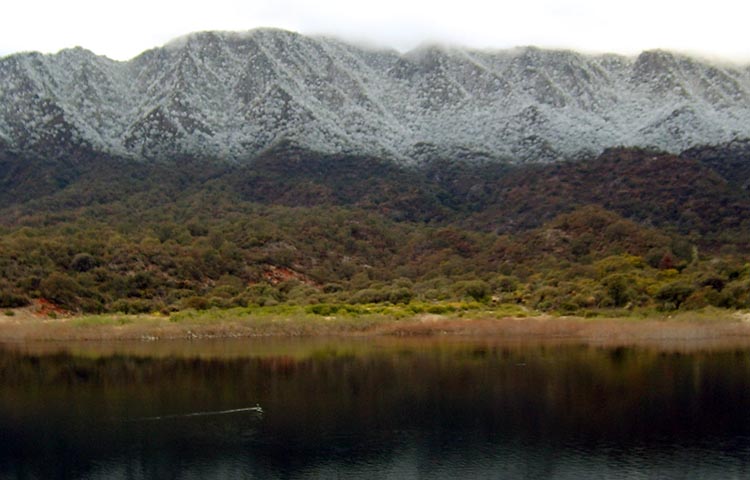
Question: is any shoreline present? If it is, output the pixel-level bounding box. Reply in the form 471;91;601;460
3;305;750;348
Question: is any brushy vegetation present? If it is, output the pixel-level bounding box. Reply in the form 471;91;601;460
1;200;749;317
2;146;750;318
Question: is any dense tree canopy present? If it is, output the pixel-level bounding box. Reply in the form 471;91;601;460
1;145;749;314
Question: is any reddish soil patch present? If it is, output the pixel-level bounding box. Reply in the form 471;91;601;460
261;265;318;286
33;299;69;318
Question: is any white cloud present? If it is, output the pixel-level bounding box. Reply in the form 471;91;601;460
0;0;748;62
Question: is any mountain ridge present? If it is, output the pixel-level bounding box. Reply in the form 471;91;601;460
1;28;749;164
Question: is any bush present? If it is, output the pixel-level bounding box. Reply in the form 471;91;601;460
0;290;30;308
350;288;390;304
39;273;83;310
558;301;579;314
110;298;157;314
306;304;340;315
243;284;283;305
490;275;519;293
699;275;726;292
529;285;562;311
454;280;490;302
183;296;210;310
655;282;695;310
602;274;636;308
426;304;457;314
187;222;209;237
322;283;344;293
387;287;414;304
681;288;713;310
70;253;97;272
719;280;750;308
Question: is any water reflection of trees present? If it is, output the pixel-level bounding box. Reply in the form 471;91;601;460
1;344;750;477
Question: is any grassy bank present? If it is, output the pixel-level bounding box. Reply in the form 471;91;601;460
0;301;522;341
3;301;750;344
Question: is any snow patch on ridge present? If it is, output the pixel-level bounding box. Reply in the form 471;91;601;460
0;29;749;164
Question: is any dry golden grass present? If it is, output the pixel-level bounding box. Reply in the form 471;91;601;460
3;303;750;349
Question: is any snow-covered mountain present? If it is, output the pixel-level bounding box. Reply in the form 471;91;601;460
1;28;749;164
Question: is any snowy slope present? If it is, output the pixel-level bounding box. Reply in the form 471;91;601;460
0;28;749;164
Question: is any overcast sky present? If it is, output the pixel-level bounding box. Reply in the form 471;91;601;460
1;0;748;62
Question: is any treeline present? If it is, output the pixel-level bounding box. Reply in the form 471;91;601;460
4;144;750;244
1;192;749;315
3;143;750;315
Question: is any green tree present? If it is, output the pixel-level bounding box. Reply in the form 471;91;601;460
70;253;97;273
655;282;695;310
39;273;83;310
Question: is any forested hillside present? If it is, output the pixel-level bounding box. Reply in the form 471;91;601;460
2;142;750;315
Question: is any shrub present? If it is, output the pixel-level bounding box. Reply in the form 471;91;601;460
350;288;389;304
187;222;209;237
70;253;97;272
490;275;519;293
244;284;283;305
207;296;233;309
211;285;241;298
681;288;713;310
183;296;210;310
110;298;157;314
454;280;491;302
0;291;30;308
602;274;636;308
529;285;561;311
655;282;695;310
306;304;340;316
322;283;344;293
426;304;456;314
39;273;83;310
719;280;750;308
558;301;579;314
388;287;414;304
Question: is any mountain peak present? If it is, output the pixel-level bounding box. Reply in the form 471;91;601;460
1;29;749;164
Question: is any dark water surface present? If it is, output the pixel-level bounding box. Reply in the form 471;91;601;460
2;337;750;479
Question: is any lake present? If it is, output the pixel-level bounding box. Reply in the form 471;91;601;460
1;337;750;479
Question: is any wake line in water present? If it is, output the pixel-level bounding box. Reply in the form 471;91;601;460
132;405;264;422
